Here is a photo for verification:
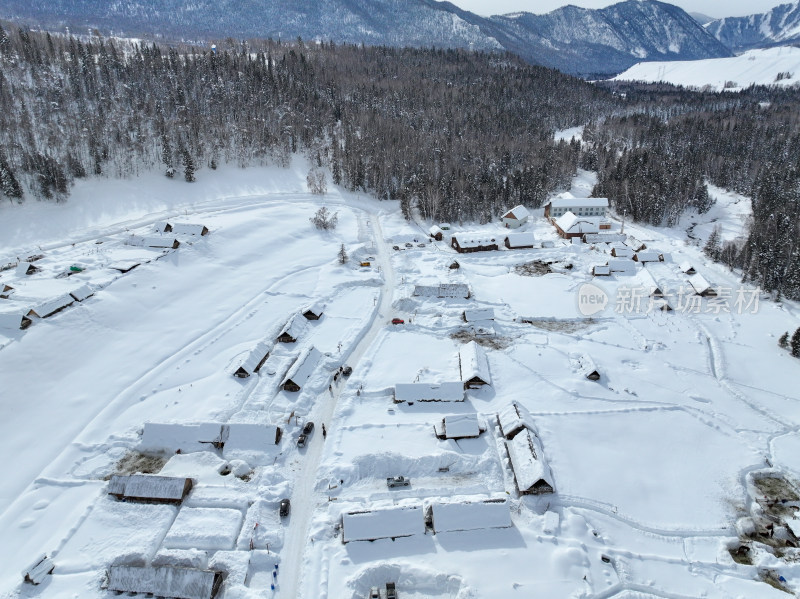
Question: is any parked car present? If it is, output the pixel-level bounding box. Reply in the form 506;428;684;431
404;242;413;248
387;475;410;488
342;365;353;377
386;582;397;599
368;588;380;599
360;261;371;267
279;498;290;517
392;245;400;251
303;421;315;435
391;318;405;325
297;434;307;448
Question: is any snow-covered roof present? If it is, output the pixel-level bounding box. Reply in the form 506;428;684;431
442;414;481;439
611;244;633;258
555;212;599;235
497;402;529;439
140;422;225;454
282;346;322;389
395;382;464;402
584;233;627;244
570;353;600;379
593;265;611;276
459;340;491;386
430;498;512;534
235;340;273;376
413;283;470;298
22;554;54;585
109;260;141;273
689;273;713;295
342;505;424;543
222;423;281;455
504;231;536;247
635;251;663;262
28;294;74;318
69;283;94;302
548;198;608;209
16;262;37;276
107;565;220;599
277;312;307;342
170;223;209;236
625;237;647;251
429;225;444;236
608;259;637;275
463;308;494;322
452;233;499;248
0;310;31;330
679;261;695;274
108;474;192;502
502;205;530;221
301;301;325;319
127;235;180;249
631;268;662;296
506;428;554;494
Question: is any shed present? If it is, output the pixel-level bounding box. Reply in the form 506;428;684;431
434;414;482;440
497;402;529;440
0;311;33;330
610;245;633;258
394;382;464;403
505;428;554;495
16;262;39;276
679;261;696;275
429;499;512;534
553;212;599;239
633;251;664;263
608;259;637;276
169;223;210;236
626;238;647;251
27;294;74;319
429;225;444;241
631;269;664;298
233;340;273;378
145;236;181;249
277;313;306;343
571;353;600;381
222;423;282;455
689;274;717;297
22;554;54;585
412;283;470;299
108;474;194;504
592;265;611;277
0;282;14;298
301;302;325;320
504;231;536;249
109;261;140;273
463;308;494;322
501;205;530;229
140;422;226;454
281;346;322;392
458;341;491;388
342;506;424;543
451;234;499;254
583;233;627;244
69;283;95;302
106;565;223;599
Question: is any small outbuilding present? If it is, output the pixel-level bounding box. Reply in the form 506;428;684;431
434;414;482;440
429;225;444;241
583;233;627;244
571;353;600;381
626;238;647;251
633;251;664;263
281;346;322;392
428;498;512;534
23;554;55;585
127;236;181;249
108;474;194;504
608;259;637;276
679;262;696;275
16;262;39;276
463;308;494;322
69;284;95;302
592;265;611;277
277;313;306;343
0;311;33;330
497;402;529;440
458;341;491;388
394;382;465;403
27;294;74;319
169;223;210;236
504;231;536;249
610;245;633;258
109;261;140;273
342;506;424;544
233;340;273;378
554;212;599;239
505;428;554;495
501;205;530;229
451;234;499;254
0;283;14;298
106;565;224;599
301;302;325;320
689;273;717;297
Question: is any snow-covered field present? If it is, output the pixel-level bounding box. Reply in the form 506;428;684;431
1;162;800;599
613;46;800;91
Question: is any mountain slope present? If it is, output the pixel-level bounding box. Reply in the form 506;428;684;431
0;0;731;76
705;2;800;51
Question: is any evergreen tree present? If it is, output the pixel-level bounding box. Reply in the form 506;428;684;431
182;149;195;183
338;243;348;264
0;151;23;200
792;327;800;358
703;226;722;261
779;332;789;349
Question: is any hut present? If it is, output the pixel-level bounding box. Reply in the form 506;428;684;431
689;274;717;297
610;244;633;258
0;311;33;330
592;265;611;277
108;474;194;504
462;308;494;322
497;402;529;440
16;262;39;276
109;261;140;273
451;234;499;254
553;212;599;239
434;414;482;440
626;238;647;251
429;225;444;241
281;346;322;392
571;353;600;381
301;302;325;320
0;283;14;298
679;262;696;275
412;283;470;299
501;205;530;229
633;251;664;263
69;284;95;302
23;554;54;585
140;422;227;453
127;236;180;249
505;428;554;495
106;565;224;599
342;506;424;544
233;340;273;378
394;382;464;403
608;259;637;276
428;498;512;534
458;341;491;388
277;313;306;343
27;294;74;319
504;232;536;249
222;423;282;457
583;233;626;244
169;223;210;236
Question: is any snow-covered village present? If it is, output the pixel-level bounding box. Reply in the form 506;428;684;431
2;1;800;598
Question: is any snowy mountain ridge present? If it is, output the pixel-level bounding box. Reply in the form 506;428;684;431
0;0;731;76
705;1;800;51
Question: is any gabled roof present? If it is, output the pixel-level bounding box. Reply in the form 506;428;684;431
429;225;444;236
502;205;530;221
277;312;306;341
689;273;714;295
413;283;470;298
222;423;281;455
282;346;322;389
555;211;599;235
504;231;536;247
631;268;663;296
107;565;222;599
301;301;325;319
608;258;637;275
592;265;611;276
127;235;180;249
69;283;94;302
679;261;696;274
506;428;554;494
547;197;608;208
28;294;74;318
441;414;481;439
108;474;193;502
395;382;464;402
342;505;424;543
497;401;530;439
430;498;512;534
16;262;38;276
570;353;600;380
634;251;663;262
234;340;273;377
140;422;225;453
452;233;499;248
458;341;491;386
0;310;31;330
610;244;633;258
170;223;209;236
463;308;494;322
584;233;627;244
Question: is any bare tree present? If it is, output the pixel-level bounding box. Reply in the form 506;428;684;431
310;206;338;230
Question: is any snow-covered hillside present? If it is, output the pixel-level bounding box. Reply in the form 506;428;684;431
1;164;800;599
613;46;800;91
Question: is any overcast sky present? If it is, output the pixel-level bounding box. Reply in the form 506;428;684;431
445;0;788;19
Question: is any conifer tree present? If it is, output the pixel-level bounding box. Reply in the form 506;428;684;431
792;327;800;358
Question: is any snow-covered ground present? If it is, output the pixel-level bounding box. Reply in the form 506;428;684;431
613;46;800;91
1;161;800;599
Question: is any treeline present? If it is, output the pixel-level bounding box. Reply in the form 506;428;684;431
0;23;613;221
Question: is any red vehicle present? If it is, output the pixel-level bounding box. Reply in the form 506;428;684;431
391;318;405;325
